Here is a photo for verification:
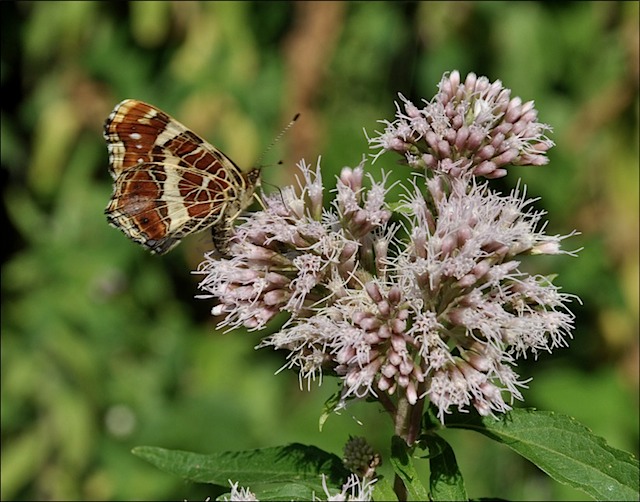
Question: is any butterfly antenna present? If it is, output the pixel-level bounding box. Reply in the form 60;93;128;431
255;113;300;168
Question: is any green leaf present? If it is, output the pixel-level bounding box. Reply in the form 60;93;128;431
217;482;318;501
372;476;398;501
447;408;640;501
426;434;468;501
132;443;350;501
388;201;410;214
389;436;430;501
319;389;342;432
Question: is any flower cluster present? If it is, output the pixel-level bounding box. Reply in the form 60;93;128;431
196;158;390;333
343;436;381;479
369;70;554;179
219;475;376;502
221;481;259;501
196;70;578;427
320;474;376;501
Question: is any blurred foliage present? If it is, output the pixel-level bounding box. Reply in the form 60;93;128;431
1;1;638;500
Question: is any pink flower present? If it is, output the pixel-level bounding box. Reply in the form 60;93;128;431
368;70;554;178
195;71;579;425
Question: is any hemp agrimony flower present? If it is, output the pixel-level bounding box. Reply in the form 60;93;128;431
196;70;578;442
222;481;259;501
369;70;554;178
319;473;376;501
219;475;375;502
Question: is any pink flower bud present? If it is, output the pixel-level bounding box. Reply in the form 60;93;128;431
492;148;519;167
388;286;402;305
391;318;406;334
377;324;391;339
263;289;289;305
406;382;418;405
437;140;451;157
365;281;383;302
382;364;397;378
360;316;382;331
473;160;496;176
477;144;496;160
377;376;392;391
377;300;391;318
440;234;458;256
467;130;485;150
388;350;402;366
425;131;439;150
455;126;470;151
457;274;477;288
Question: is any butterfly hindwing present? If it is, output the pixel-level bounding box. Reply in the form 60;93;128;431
104;99;259;254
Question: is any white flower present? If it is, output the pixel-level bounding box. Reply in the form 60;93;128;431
318;474;376;502
221;480;259;501
368;70;554;178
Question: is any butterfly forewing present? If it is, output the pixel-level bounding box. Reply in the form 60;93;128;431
104;99;259;254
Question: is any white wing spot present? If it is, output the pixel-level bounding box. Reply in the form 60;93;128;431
129;132;142;140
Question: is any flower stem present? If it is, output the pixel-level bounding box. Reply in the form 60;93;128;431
391;391;427;501
394;395;411;440
393;390;425;446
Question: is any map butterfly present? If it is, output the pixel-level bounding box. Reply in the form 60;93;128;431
104;99;260;255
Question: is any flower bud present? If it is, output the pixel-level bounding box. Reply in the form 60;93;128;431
365;281;383;303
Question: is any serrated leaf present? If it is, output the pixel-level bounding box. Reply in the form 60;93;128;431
427;434;467;501
447;408;640;501
389;436;429;501
132;443;350;500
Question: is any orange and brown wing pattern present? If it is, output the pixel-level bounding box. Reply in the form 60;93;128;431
104;99;259;254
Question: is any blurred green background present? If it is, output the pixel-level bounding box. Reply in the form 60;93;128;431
1;1;638;500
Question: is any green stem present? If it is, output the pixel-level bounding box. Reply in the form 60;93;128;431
407;381;427;445
390;387;428;500
393;391;426;447
391;396;411;501
394;394;411;439
378;390;397;416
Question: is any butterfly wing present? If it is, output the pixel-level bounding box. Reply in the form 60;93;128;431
104;99;258;254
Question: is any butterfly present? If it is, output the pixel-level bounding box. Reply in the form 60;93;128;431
104;99;260;255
